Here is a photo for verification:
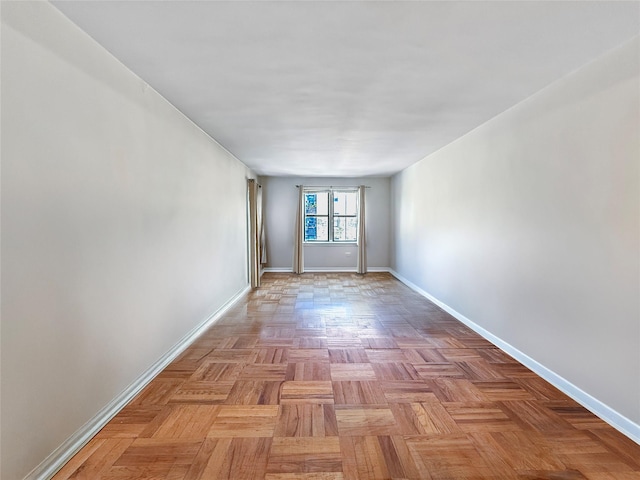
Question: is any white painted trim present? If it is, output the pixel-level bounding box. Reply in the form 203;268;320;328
300;267;392;273
262;267;390;273
25;285;251;480
388;269;640;445
303;242;358;247
304;267;358;272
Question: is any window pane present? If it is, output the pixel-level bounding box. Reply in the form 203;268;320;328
305;217;328;241
306;192;328;215
333;191;357;216
333;217;357;242
305;194;317;215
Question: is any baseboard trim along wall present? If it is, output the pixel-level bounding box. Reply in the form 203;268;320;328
388;269;640;445
262;267;391;273
25;284;252;480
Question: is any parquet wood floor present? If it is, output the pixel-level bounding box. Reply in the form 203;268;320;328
53;273;640;480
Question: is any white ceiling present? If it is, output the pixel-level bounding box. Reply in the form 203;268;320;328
51;1;640;177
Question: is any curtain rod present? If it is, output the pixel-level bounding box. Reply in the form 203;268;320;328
296;185;370;188
247;179;262;188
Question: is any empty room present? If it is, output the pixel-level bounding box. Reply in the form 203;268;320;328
1;1;639;479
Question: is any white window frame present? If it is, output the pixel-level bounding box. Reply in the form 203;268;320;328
303;187;358;244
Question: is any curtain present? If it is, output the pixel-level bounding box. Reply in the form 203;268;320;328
258;185;267;266
293;185;305;274
357;185;367;274
248;179;261;288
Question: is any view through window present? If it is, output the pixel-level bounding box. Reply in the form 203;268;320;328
304;189;358;242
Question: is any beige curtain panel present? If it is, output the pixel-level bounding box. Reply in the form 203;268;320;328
259;185;267;267
293;185;304;274
248;179;261;288
357;185;367;274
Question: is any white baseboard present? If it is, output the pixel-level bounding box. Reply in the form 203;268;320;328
25;285;251;480
388;269;640;445
304;267;358;272
262;267;391;273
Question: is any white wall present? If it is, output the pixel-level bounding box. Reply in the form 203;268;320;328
1;3;254;479
392;37;640;431
262;176;390;271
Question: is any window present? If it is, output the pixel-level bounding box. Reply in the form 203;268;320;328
304;189;358;242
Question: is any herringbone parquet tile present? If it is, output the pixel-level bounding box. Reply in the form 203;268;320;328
53;273;640;479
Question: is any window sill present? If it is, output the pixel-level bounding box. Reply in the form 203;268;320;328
303;242;357;247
